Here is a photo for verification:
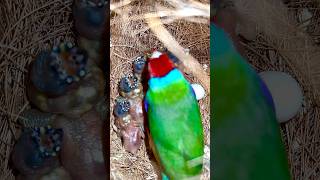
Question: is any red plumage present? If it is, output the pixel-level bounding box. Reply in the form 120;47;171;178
147;53;175;78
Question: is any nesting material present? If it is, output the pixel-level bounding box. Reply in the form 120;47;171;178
0;1;75;179
0;0;319;179
111;0;210;179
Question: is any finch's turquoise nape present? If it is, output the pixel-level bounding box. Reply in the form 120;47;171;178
145;51;204;179
211;23;291;179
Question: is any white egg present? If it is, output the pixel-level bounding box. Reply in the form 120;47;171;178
259;71;303;123
191;83;206;100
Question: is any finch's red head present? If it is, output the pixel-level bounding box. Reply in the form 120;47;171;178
147;51;175;78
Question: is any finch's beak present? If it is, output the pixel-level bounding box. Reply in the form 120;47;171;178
149;50;162;59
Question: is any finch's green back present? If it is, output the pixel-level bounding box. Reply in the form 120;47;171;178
211;23;291;180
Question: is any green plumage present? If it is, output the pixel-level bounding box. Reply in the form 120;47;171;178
212;23;291;179
146;68;204;179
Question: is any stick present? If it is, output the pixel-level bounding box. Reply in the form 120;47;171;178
145;16;210;93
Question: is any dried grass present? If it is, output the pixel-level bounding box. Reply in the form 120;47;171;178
0;0;74;179
110;0;210;179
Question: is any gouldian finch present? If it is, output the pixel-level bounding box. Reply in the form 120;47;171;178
211;21;291;179
145;51;204;179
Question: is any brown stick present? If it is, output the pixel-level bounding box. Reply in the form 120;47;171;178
145;16;210;94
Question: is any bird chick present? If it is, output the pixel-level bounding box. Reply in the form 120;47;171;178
114;96;130;120
52;109;106;180
114;96;144;154
119;74;143;98
28;42;105;116
73;0;107;40
133;56;147;79
11;127;63;180
30;42;88;96
214;0;246;56
39;166;72;180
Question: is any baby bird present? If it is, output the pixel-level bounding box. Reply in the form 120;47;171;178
114;55;148;154
28;42;105;117
114;96;131;120
52;109;106;180
39;166;72;180
29;42;88;96
133;55;147;79
119;74;142;98
114;96;144;154
73;0;107;40
11;127;63;180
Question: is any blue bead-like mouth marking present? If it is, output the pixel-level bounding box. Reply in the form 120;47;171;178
31;126;63;158
31;42;89;95
114;97;130;118
133;56;146;75
49;42;88;83
119;74;139;94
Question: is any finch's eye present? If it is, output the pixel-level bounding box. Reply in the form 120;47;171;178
31;126;63;158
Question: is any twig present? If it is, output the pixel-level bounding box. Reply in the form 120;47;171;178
111;0;133;11
145;16;210;93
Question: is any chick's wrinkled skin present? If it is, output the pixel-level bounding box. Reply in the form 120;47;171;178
52;109;106;180
115;71;146;154
117;96;145;154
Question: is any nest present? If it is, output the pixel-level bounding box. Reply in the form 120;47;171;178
0;0;319;179
110;0;210;179
0;0;74;179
